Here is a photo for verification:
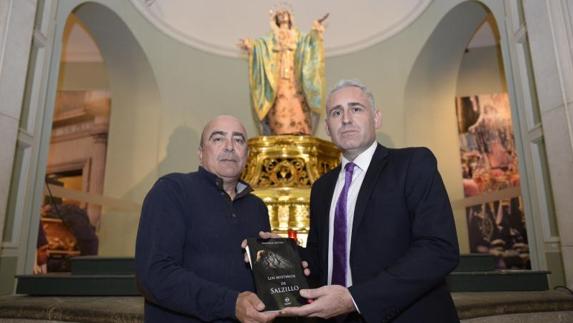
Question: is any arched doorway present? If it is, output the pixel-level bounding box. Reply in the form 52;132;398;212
402;0;564;286
38;12;109;273
31;1;162;273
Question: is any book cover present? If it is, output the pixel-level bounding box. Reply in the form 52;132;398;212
246;238;309;311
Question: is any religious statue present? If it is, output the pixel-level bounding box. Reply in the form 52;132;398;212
239;8;328;135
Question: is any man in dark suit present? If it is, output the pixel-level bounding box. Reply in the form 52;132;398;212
281;80;460;322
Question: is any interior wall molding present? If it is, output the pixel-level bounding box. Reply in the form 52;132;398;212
129;0;431;58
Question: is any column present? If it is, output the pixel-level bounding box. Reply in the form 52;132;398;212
0;0;37;243
88;132;108;229
523;0;573;288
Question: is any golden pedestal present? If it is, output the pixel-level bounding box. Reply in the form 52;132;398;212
242;135;340;244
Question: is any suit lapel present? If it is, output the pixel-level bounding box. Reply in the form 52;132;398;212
318;167;339;274
351;145;390;244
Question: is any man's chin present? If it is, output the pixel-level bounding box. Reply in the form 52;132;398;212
336;140;360;150
216;169;242;179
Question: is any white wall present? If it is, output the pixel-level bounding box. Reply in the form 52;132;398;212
457;46;506;97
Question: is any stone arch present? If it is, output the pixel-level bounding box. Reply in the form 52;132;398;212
402;1;506;253
43;1;163;256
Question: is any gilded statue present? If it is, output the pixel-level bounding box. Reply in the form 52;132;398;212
239;8;328;135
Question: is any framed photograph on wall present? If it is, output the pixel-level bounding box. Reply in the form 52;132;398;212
455;93;530;269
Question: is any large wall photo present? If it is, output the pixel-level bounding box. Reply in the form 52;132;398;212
455;93;530;269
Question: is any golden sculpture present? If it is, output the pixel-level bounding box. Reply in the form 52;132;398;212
242;135;340;244
239;8;328;135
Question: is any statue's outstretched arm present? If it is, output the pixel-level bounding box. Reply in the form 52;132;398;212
312;13;329;33
238;38;253;52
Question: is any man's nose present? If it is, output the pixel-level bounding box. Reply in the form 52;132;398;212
223;138;235;151
342;109;352;124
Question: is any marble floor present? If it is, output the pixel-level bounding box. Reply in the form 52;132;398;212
0;290;571;322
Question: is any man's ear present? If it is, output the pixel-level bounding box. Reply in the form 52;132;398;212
197;147;203;165
374;109;382;129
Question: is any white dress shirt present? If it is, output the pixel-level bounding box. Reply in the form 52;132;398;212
327;141;378;287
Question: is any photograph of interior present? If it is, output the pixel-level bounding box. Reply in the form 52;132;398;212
0;0;572;322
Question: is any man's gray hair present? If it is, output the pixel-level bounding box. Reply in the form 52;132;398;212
326;79;376;111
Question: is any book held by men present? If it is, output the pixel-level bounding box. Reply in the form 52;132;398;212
246;238;309;311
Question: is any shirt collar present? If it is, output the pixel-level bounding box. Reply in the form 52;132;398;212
340;141;378;173
198;166;253;197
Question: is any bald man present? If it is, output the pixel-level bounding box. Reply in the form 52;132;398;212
136;115;278;323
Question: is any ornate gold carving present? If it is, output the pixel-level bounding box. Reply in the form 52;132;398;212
243;135;340;244
243;135;340;189
41;217;78;253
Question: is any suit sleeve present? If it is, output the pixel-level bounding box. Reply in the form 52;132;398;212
298;181;324;287
349;148;459;322
135;178;239;321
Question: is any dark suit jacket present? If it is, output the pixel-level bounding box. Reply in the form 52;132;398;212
302;145;460;323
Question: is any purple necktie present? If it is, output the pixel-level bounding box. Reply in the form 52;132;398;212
332;162;355;286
